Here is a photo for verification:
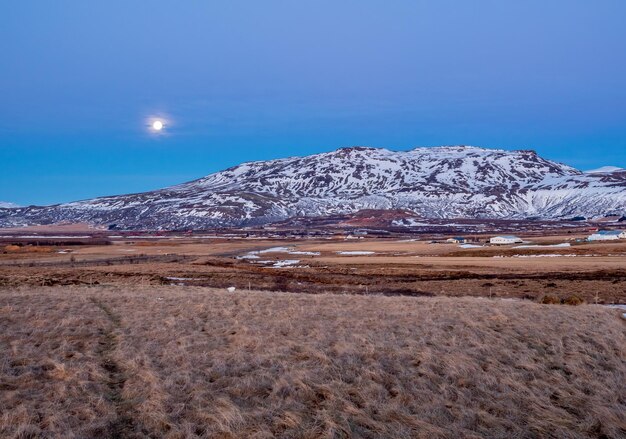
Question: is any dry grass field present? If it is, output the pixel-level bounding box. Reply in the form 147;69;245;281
2;233;625;303
1;285;625;438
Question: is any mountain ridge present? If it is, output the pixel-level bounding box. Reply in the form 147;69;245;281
1;145;625;229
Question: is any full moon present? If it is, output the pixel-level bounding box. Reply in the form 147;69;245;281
152;120;163;131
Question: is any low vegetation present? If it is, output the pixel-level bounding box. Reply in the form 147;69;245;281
1;286;625;438
540;294;586;306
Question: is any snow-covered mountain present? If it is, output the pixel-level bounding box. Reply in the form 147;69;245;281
1;146;625;229
0;202;20;208
585;166;625;174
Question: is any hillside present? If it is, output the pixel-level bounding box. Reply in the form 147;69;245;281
1;146;625;229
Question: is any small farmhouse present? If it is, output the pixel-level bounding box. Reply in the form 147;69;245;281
587;230;625;241
446;237;467;244
489;235;523;245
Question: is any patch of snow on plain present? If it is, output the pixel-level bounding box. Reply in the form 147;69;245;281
603;304;626;310
459;244;483;248
12;235;91;239
258;246;292;253
495;254;585;258
514;254;576;258
513;243;571;249
336;251;375;255
288;251;320;256
237;253;260;260
271;259;301;268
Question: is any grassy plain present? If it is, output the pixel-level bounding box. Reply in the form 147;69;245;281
1;232;625;303
1;286;625;438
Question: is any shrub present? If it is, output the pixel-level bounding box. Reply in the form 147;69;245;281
540;295;560;305
563;295;584;306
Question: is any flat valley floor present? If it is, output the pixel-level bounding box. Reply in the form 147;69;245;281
1;230;625;437
1;230;626;304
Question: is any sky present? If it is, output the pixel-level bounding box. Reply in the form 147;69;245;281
1;1;625;206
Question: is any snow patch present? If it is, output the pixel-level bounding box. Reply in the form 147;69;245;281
237;254;260;260
604;304;626;310
258;246;292;253
513;243;571;249
271;259;301;268
585;166;624;174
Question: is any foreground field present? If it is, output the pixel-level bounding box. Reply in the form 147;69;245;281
1;286;625;438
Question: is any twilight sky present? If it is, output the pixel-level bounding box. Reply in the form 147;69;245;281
1;1;625;205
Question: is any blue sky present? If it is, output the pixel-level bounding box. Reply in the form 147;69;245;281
1;1;625;205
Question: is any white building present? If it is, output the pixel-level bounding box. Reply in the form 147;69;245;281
489;235;523;245
587;230;625;241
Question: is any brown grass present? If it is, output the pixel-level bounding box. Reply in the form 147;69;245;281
0;290;116;437
2;257;624;304
1;285;625;438
1;236;625;304
2;245;55;254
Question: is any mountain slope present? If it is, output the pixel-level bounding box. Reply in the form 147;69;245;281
585;166;625;174
1;146;625;229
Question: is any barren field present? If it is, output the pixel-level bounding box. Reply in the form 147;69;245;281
1;286;625;438
1;232;625;304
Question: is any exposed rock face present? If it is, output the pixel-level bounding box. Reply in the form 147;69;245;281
1;146;625;229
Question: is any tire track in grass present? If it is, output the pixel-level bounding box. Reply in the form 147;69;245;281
90;297;142;438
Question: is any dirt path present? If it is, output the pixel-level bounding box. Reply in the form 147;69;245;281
90;297;142;438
